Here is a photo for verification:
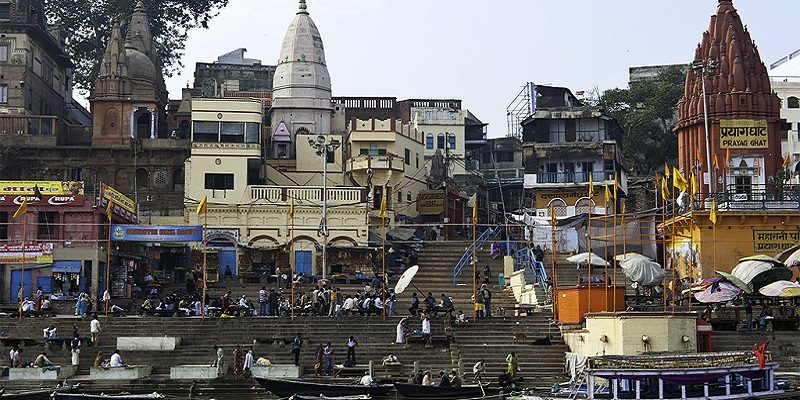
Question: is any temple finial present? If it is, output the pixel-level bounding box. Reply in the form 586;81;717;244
298;0;308;15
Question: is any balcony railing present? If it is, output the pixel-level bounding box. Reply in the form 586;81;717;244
0;115;66;136
482;168;525;183
535;171;611;184
691;185;800;211
346;154;405;174
249;185;366;205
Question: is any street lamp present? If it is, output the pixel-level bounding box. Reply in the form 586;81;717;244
692;58;718;197
308;134;341;279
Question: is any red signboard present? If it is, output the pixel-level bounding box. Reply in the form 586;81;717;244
0;194;85;207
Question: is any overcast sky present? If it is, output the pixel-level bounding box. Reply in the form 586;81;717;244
165;0;800;138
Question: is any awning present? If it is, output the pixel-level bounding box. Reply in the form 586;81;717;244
52;261;81;274
386;227;416;241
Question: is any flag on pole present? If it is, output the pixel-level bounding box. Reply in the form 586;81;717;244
472;198;478;222
661;177;669;200
690;172;698;195
550;206;557;226
196;195;208;216
12;197;27;219
33;185;43;200
604;182;612;204
725;148;731;170
709;200;718;225
379;192;387;218
105;200;113;222
613;174;618;201
712;153;720;171
288;198;295;219
695;146;704;167
673;167;688;192
664;163;670;178
783;154;792;168
588;173;594;199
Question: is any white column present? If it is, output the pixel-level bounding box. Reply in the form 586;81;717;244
680;385;686;400
612;378;618;400
704;382;709;398
747;379;753;395
768;369;774;391
658;378;664;400
587;374;595;400
635;380;641;400
150;110;156;139
725;375;731;396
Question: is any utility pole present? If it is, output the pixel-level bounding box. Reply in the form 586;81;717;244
692;59;718;197
443;133;450;240
308;135;341;279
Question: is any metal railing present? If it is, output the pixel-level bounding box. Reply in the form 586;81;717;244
514;246;550;298
690;185;800;211
452;225;501;285
536;171;609;184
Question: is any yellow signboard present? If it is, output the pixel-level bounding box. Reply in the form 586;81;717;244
0;181;84;195
101;184;136;213
753;230;800;253
534;189;603;208
719;119;768;149
417;190;444;215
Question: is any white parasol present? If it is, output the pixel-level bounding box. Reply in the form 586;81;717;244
619;257;664;286
394;265;419;295
567;252;608;267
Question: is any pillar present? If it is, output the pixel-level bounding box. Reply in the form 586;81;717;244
747;378;753;395
612;378;618;400
704;382;709;398
150;109;156;139
681;385;686;400
725;374;731;396
635;380;641;400
588;374;595;400
658;378;664;400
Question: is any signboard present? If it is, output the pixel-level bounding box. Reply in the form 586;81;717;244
112;225;204;242
417;190;445;215
0;243;54;264
0;181;85;207
100;183;138;223
753;230;800;253
719;119;768;149
534;189;603;209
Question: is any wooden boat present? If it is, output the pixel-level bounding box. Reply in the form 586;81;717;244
53;394;164;400
1;385;76;400
289;395;371;400
393;382;501;399
255;377;392;398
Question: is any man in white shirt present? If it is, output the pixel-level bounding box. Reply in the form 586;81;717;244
342;295;355;316
109;350;124;367
90;315;102;345
359;371;373;386
422;315;432;346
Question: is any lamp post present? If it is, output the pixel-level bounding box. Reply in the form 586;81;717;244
692;59;718;197
308;134;341;279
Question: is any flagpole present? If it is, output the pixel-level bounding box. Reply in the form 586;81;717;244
550;206;558;321
620;203;627;305
20;215;26;321
105;215;111;316
612;194;618;311
662;177;668;312
472;203;477;321
587;194;592;314
290;203;295;321
670;174;676;314
603;189;609;307
381;208;386;321
201;210;208;321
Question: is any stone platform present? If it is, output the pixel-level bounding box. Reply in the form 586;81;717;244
9;365;77;380
90;365;153;380
250;364;302;379
169;365;218;380
117;337;180;351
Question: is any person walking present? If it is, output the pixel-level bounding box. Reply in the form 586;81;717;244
258;286;268;316
291;333;303;366
483;264;492;285
90;314;102;345
346;336;358;365
387;289;397;316
70;334;81;367
473;290;485;319
396;318;408;344
422;314;432;346
506;352;519;378
744;301;753;331
212;345;225;378
232;345;243;377
481;284;493;318
472;358;485;383
409;292;419;316
324;342;334;375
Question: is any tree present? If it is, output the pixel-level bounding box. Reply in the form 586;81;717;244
601;66;686;175
45;0;229;91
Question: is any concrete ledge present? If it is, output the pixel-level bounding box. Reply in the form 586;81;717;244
90;365;153;380
9;365;77;380
117;337;180;351
250;364;302;379
170;365;218;380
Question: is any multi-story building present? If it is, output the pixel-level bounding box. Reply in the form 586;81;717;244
192;48;276;102
769;50;800;173
522;85;628;218
475;137;525;221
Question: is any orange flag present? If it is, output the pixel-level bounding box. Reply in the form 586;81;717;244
783;154;792;168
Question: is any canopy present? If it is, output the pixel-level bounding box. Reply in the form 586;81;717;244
615;253;650;262
394;265;418;294
619;257;664;286
739;254;783;265
775;245;800;263
694;282;741;304
759;280;800;298
716;270;752;294
751;268;793;292
731;260;775;285
567;252;608;267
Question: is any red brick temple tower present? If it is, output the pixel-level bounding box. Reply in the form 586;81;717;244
675;0;784;197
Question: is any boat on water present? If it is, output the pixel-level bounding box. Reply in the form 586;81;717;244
393;382;502;399
52;394;164;400
289;395;371;400
254;378;393;398
0;385;76;400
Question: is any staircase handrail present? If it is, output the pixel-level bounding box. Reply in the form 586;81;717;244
452;225;501;285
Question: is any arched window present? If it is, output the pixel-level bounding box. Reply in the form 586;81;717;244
425;133;434;149
788;97;799;109
549;199;568;217
575;198;595;215
173;168;184;189
447;133;456;149
437;133;445;149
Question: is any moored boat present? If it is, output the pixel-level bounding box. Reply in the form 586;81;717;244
289;395;371;400
255;378;392;398
53;394;164;400
393;382;501;399
1;385;76;400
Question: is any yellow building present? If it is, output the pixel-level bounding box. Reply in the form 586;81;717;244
346;118;428;223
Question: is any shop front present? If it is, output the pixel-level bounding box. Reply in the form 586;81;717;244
3;242;54;302
111;225;203;298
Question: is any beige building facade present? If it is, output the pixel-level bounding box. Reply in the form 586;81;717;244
414;107;466;176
